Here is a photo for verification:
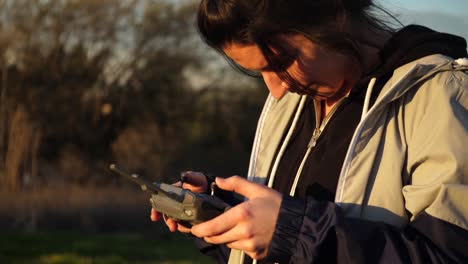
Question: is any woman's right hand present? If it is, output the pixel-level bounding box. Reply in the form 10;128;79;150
150;171;208;233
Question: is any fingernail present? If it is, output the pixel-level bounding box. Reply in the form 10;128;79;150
215;177;224;183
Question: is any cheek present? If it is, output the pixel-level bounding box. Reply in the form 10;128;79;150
322;66;346;88
291;59;346;89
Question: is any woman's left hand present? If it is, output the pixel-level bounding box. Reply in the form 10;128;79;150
191;176;283;260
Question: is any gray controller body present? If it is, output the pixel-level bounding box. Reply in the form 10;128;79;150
109;164;230;227
150;183;230;226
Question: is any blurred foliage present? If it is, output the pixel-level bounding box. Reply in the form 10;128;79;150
0;0;267;190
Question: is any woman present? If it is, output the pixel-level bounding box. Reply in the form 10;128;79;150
152;0;468;263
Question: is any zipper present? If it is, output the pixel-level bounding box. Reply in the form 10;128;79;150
308;98;347;148
290;97;347;196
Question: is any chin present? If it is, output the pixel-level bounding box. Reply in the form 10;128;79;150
271;89;289;99
272;93;286;99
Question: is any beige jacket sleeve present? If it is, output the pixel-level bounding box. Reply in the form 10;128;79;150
402;67;468;230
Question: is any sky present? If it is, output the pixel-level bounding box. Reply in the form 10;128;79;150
390;0;468;15
384;0;468;41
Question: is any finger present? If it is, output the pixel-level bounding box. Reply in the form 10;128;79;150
163;215;179;232
150;208;161;222
181;171;205;184
227;240;267;260
161;214;191;233
177;224;192;234
203;223;250;245
215;176;268;199
181;171;207;192
191;203;248;238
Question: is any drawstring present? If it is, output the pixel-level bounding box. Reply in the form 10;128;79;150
362;78;377;120
267;95;307;188
453;58;468;68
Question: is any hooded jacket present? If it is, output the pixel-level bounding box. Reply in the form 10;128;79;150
249;55;468;264
196;26;468;264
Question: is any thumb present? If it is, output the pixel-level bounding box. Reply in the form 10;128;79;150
215;176;266;198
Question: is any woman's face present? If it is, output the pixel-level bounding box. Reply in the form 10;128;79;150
223;35;361;101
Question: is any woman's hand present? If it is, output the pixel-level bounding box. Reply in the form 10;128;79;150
190;176;282;260
150;171;208;233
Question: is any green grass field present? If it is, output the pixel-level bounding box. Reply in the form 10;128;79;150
0;232;215;264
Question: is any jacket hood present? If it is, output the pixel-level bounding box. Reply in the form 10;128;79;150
378;25;467;74
354;25;467;102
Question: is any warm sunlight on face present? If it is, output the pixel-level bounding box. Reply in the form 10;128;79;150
223;35;361;101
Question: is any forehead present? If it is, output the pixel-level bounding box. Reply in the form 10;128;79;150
222;34;317;71
223;43;268;71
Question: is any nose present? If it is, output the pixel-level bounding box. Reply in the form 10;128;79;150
262;72;289;98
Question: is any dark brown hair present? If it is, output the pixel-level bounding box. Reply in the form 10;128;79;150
197;0;399;95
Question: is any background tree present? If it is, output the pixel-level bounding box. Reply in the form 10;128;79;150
0;0;266;190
